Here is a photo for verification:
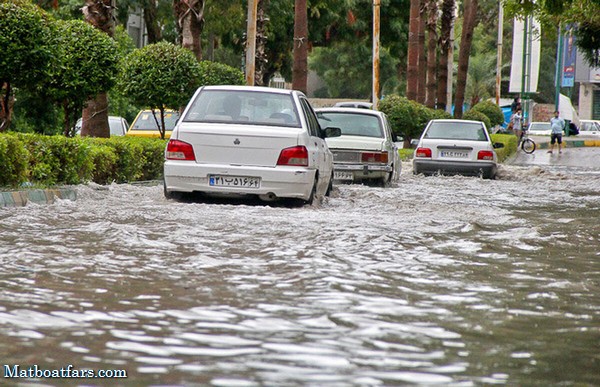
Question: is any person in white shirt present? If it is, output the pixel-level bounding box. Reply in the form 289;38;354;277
548;110;565;154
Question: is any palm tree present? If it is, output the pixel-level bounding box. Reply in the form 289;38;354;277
80;0;115;138
174;0;205;61
436;0;455;111
406;0;420;101
292;0;308;93
454;0;478;118
425;0;438;108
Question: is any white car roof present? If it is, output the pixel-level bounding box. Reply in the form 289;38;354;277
315;107;385;117
200;85;299;96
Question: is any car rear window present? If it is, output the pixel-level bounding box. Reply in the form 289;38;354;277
317;112;383;138
183;90;301;128
528;123;551;131
424;121;488;141
131;111;180;131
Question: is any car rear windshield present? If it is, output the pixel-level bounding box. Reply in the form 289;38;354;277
529;123;551;131
183;90;301;128
131;111;180;131
424;121;488;141
316;112;383;138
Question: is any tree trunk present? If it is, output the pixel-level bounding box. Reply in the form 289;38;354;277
143;0;162;43
0;82;13;133
81;0;115;138
174;0;205;61
292;0;308;93
406;0;420;101
436;0;455;111
255;0;269;86
454;0;477;118
416;0;427;104
425;0;438;108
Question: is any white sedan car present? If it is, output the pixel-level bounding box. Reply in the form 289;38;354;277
527;122;552;136
163;86;340;204
579;120;600;136
315;107;401;186
412;119;503;179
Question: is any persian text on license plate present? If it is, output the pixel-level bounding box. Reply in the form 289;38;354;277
334;171;354;181
209;175;261;188
440;150;469;158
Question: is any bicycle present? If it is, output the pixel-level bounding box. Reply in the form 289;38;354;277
519;129;536;154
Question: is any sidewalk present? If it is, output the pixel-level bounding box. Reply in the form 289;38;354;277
0;187;77;208
531;134;600;149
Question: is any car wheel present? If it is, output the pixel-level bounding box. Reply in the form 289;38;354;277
325;172;333;197
304;175;320;206
164;181;182;200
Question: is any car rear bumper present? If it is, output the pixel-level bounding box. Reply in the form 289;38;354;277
164;161;317;200
413;159;497;178
334;163;391;179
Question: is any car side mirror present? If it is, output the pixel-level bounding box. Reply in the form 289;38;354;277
322;127;342;138
410;139;420;146
493;142;504;149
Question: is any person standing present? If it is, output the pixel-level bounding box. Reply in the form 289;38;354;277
548;110;565;154
511;108;523;141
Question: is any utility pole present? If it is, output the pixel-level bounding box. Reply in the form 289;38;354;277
372;0;381;110
495;0;503;105
245;0;259;86
554;24;563;112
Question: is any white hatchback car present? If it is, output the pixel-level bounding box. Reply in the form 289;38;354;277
412;119;503;179
163;86;341;204
579;120;600;136
315;107;401;186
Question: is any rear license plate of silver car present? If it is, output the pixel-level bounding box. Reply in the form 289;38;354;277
440;151;469;158
334;171;354;180
209;175;261;188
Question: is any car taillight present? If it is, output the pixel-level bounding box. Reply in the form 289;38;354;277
361;152;388;163
166;139;195;161
277;146;309;166
415;147;432;158
477;150;494;160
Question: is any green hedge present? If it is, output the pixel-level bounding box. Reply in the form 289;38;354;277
491;133;518;162
0;133;167;188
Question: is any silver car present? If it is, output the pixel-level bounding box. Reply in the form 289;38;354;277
412;119;503;179
163;86;341;204
316;107;401;186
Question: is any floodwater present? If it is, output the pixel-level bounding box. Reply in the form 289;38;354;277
0;162;599;386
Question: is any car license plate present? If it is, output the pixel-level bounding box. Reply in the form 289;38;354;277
334;171;354;181
209;175;260;188
440;150;469;158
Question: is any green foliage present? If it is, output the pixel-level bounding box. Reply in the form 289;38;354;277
0;0;52;89
0;133;167;188
198;60;245;86
470;100;505;127
0;134;29;186
118;42;202;112
43;19;119;131
378;95;451;140
17;134;94;186
463;110;492;130
310;42;399;98
491;133;518;162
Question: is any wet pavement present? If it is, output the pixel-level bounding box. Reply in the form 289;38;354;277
0;159;599;386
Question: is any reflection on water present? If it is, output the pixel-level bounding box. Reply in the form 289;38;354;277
0;163;599;385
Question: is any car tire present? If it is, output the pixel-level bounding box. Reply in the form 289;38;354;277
325;172;333;197
164;181;182;200
305;175;320;206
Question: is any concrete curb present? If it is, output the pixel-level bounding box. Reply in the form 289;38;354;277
0;187;77;208
532;136;600;149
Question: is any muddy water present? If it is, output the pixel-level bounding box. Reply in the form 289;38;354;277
0;163;599;386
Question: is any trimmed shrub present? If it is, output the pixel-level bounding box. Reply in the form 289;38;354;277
463;110;492;131
379;95;451;141
0;134;29;186
198;61;245;86
17;134;93;186
471;101;505;127
491;133;518;162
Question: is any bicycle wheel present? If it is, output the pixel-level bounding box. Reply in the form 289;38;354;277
521;138;536;154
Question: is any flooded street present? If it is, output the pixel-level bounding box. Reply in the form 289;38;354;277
1;162;599;386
